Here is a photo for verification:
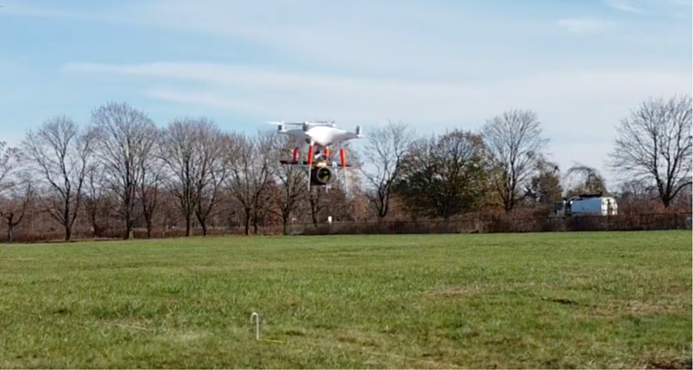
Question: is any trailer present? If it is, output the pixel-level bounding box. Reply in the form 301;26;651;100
554;194;618;217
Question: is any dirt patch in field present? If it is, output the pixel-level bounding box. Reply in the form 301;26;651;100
155;329;211;343
335;329;382;349
284;328;306;336
586;300;687;317
425;282;555;298
627;300;685;314
644;358;692;369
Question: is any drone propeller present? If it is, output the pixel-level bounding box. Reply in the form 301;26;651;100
267;120;337;128
267;121;304;126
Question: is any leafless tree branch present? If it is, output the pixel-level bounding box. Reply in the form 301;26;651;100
481;109;549;212
606;94;692;208
360;120;414;221
268;135;308;234
20;116;95;240
0;141;20;194
226;130;274;235
90;102;158;239
159;117;233;236
0;177;34;242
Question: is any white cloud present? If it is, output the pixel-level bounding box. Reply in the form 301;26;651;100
7;0;691;187
48;0;559;80
602;0;692;17
556;18;615;35
602;0;646;14
64;62;690;123
63;61;692;186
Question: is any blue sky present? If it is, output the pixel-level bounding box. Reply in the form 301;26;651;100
0;0;691;188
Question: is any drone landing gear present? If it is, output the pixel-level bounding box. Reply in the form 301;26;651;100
279;145;352;192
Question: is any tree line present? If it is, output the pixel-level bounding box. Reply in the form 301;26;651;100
0;94;690;241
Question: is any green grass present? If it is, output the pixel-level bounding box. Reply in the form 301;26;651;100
0;231;691;369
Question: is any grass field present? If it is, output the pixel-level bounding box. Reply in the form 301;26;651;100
0;231;691;369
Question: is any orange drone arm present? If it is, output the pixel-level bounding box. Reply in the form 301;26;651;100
324;147;329;158
292;147;300;162
339;149;346;167
307;145;314;167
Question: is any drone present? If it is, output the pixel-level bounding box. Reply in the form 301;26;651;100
267;120;363;191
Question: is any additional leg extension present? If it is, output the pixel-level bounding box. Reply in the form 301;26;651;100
340;149;349;197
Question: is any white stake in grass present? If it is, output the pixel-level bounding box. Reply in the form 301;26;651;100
250;312;260;340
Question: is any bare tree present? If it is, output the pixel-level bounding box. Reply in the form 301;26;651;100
160;119;197;236
620;179;656;198
269;135;308;234
606;94;692;208
83;165;113;238
481;109;549;212
0;141;20;193
308;183;352;224
159;118;232;236
360;120;413;221
21;116;95;241
137;135;164;238
0;178;34;242
307;187;326;225
617;179;660;214
91;102;158;239
193;127;235;236
227;131;274;235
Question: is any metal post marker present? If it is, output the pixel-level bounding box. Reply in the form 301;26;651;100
250;312;260;341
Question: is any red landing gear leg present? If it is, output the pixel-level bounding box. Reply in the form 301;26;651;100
307;144;314;191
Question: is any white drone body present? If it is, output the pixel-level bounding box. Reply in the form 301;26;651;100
270;120;362;148
268;120;363;192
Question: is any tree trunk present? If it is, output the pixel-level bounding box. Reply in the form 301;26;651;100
200;220;208;236
283;221;289;235
65;225;72;241
662;195;671;209
244;211;251;236
89;211;99;238
143;208;153;238
7;224;14;243
311;201;319;225
124;203;132;239
124;219;134;240
185;212;192;237
378;193;389;221
282;214;290;235
64;202;72;241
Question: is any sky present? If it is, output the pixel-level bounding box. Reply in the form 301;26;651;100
0;0;691;189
